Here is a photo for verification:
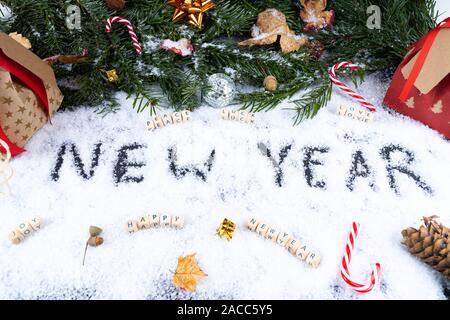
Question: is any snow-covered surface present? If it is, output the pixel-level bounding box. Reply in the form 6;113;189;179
1;74;449;300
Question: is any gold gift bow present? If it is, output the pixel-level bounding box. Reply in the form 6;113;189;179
0;139;13;196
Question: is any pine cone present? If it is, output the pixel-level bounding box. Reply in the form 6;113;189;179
401;216;450;280
105;0;126;11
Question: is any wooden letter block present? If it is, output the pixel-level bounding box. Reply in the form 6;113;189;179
221;109;230;120
256;222;269;237
160;214;171;227
229;110;239;121
162;114;174;125
238;110;248;122
147;120;156;130
247;218;260;232
306;252;321;268
364;112;375;123
337;105;347;116
181;110;191;122
29;217;42;231
246;112;255;124
171;112;183;124
295;244;310;261
287;238;301;255
276;232;292;247
153;116;165;128
171;216;184;229
18;222;33;237
266;227;279;243
9;229;25;244
137;215;151;230
149;214;160;227
125;220;139;234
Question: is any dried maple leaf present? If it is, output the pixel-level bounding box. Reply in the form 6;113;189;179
172;253;207;292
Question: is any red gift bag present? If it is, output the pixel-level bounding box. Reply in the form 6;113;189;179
384;18;450;139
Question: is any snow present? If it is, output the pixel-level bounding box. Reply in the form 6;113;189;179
0;74;449;300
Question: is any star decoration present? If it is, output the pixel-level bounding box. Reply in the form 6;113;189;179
1;97;13;105
167;0;215;29
5;81;14;90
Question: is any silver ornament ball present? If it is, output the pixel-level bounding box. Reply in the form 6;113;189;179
204;73;236;108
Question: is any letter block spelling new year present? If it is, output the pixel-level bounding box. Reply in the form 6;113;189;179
247;217;321;268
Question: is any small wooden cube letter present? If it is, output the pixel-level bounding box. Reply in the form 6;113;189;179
9;229;25;244
247;218;260;232
295;244;310;261
171;216;184;229
160;214;171;227
266;227;279;243
256;223;269;237
18;222;33;237
287;238;301;255
276;232;291;247
149;214;160;227
306;252;321;268
138;215;151;230
29;217;42;231
125;220;139;234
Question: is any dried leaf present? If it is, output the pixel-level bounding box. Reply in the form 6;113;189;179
172;253;207;292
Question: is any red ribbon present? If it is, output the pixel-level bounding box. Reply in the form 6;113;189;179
399;18;450;102
0;49;50;156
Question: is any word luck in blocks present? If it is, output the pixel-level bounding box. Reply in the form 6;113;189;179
125;214;184;234
247;217;321;268
221;108;255;124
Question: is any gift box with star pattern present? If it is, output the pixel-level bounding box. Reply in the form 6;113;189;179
0;32;63;157
384;19;450;139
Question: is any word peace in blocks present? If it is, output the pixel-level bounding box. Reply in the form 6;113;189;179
8;217;43;244
246;217;321;268
125;214;184;234
147;110;191;131
221;108;255;124
337;105;375;123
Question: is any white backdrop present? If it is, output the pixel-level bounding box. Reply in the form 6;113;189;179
436;0;450;17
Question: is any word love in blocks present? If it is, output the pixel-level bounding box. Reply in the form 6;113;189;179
147;110;191;130
247;218;321;268
8;217;42;244
337;105;375;123
126;214;184;234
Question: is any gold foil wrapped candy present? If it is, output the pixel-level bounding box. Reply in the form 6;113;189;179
216;218;236;241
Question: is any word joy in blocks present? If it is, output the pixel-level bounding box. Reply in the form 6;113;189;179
125;214;184;234
337;105;375;123
221;108;255;124
8;217;42;244
247;217;321;268
147;110;191;130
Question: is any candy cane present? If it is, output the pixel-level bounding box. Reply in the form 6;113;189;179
106;16;143;55
329;62;377;112
340;222;381;293
0;139;13;195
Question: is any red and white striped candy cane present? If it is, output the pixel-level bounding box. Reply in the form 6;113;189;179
329;62;377;112
340;222;381;293
106;16;143;55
